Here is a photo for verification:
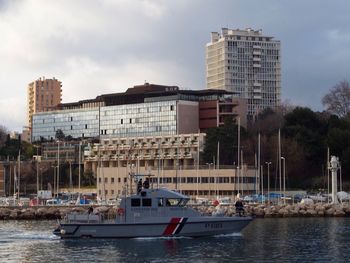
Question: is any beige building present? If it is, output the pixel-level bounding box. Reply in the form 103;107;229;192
84;133;258;200
0;163;5;196
27;77;62;138
206;28;281;120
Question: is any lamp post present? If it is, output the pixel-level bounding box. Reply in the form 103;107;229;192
57;140;60;199
78;141;82;192
281;157;286;204
52;165;57;198
34;145;40;206
265;162;271;204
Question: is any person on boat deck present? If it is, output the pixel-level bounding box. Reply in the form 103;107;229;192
235;199;245;216
137;179;142;193
88;206;93;214
143;178;150;189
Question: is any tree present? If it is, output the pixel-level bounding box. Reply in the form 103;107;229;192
202;119;247;166
0;125;8;147
322;80;350;117
55;129;65;140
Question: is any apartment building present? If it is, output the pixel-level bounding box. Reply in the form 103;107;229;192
206;28;281;120
27;77;62;140
83;135;257;199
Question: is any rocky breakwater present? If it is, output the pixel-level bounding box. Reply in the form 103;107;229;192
194;202;350;218
1;203;350;220
0;206;117;220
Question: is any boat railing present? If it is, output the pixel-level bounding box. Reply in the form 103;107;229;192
66;213;101;223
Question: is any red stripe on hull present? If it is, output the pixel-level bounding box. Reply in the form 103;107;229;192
162;218;181;236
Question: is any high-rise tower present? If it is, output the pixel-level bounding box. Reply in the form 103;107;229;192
27;77;62;132
206;28;281;119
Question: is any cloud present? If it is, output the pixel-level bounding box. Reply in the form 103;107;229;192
1;0;350;131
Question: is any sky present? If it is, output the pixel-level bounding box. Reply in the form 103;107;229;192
1;0;350;132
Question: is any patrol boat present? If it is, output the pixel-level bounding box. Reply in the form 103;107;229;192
53;185;252;238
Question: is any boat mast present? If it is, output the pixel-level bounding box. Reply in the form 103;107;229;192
278;129;283;204
237;117;240;197
258;133;261;196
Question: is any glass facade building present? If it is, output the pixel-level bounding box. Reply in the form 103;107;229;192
100;100;177;137
31;84;245;142
32;101;178;141
32;108;100;141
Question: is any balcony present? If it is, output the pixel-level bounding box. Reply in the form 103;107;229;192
253;64;261;68
253;51;261;56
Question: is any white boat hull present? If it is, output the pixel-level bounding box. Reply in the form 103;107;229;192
54;216;252;238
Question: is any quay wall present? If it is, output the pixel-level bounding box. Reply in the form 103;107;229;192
1;203;350;220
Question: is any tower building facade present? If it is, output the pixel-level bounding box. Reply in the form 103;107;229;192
206;28;281;119
27;77;62;132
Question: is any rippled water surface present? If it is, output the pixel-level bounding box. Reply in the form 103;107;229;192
0;218;349;262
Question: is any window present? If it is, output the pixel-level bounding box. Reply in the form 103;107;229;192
111;177;115;183
166;198;181;206
104;178;108;183
98;177;101;183
131;198;141;207
142;198;152;207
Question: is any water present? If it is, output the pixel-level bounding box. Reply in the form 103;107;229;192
0;218;350;262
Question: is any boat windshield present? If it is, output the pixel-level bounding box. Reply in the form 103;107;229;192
178;199;188;207
165;198;188;207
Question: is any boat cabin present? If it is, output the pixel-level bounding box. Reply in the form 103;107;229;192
118;188;201;221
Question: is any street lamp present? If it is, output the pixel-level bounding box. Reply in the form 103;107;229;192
57;140;60;199
281;157;286;204
78;141;82;192
34;145;40;206
265;162;271;204
52;165;57;198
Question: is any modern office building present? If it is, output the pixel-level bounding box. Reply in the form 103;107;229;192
31;83;250;199
27;77;62;138
206;28;281;119
32;83;247;142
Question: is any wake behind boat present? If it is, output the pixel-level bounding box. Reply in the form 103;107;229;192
53;179;252;238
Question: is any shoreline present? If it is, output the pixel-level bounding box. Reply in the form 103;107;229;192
0;203;350;220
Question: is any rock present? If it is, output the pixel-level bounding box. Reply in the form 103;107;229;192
317;210;325;216
325;207;335;216
0;208;12;219
306;209;317;216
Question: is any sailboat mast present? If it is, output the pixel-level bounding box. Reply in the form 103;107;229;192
278;129;282;203
237;117;240;196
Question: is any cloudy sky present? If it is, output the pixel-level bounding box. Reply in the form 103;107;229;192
0;0;349;132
